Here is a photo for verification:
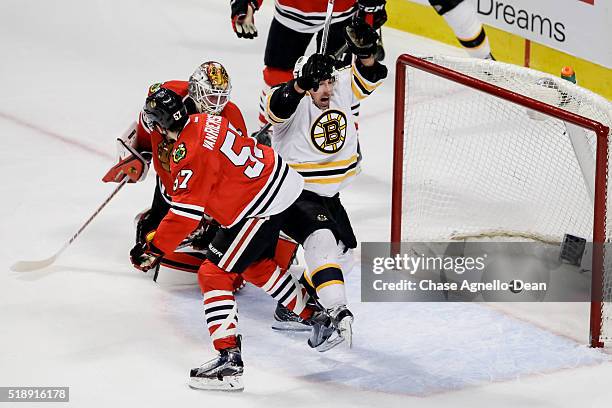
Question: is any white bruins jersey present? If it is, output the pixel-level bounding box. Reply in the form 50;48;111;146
267;63;383;197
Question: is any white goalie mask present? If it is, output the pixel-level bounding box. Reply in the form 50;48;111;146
189;61;232;114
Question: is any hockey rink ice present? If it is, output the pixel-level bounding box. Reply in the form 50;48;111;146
1;1;611;407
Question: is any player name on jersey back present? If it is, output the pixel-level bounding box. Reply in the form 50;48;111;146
203;114;222;150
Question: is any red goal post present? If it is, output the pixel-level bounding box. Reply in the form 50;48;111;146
391;54;611;347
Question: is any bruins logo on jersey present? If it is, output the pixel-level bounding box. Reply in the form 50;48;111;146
310;109;347;154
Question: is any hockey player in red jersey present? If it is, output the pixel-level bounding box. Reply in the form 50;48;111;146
132;88;343;391
104;61;249;279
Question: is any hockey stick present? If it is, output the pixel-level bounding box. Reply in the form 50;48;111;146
319;0;336;55
252;123;272;140
10;177;129;272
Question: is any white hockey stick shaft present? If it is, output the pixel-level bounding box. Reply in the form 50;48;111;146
319;0;335;55
11;178;129;272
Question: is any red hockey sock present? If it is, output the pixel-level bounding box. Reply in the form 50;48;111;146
198;261;239;350
242;259;313;320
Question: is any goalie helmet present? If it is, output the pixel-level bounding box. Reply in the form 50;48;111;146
143;88;188;133
189;61;232;114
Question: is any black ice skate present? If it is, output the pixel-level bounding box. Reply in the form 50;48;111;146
307;306;353;352
271;302;312;332
189;341;244;392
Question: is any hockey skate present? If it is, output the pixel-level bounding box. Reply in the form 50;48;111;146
271;302;313;332
330;305;354;348
307;306;353;352
189;343;244;392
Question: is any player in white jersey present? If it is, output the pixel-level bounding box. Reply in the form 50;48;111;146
265;18;386;337
228;0;493;129
230;0;387;128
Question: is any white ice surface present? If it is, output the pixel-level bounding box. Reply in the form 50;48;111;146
1;1;611;407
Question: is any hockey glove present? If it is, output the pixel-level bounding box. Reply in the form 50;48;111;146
188;218;220;251
102;139;152;183
231;0;261;39
134;209;158;245
295;54;336;92
356;0;387;29
130;231;163;272
252;128;271;147
344;19;379;59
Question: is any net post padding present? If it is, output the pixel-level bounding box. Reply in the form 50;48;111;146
391;53;611;347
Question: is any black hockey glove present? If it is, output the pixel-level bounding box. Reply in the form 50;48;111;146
344;19;379;59
130;239;163;273
188;219;220;251
295;54;336;92
134;209;158;245
230;0;261;39
252;127;272;147
356;0;387;29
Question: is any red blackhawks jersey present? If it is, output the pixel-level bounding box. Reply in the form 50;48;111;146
135;80;248;194
271;0;356;33
151;113;304;255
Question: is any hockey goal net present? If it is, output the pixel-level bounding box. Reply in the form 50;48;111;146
392;54;612;347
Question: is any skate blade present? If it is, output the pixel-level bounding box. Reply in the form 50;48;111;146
188;375;244;392
312;332;345;352
271;320;311;332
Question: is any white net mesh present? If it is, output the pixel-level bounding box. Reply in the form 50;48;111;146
398;55;612;344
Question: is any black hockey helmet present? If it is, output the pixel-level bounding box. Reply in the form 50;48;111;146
143;88;188;133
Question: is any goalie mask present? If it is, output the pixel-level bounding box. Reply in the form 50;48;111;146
189;61;232;114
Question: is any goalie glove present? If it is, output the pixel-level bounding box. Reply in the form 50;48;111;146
230;0;262;39
130;231;163;272
343;18;380;59
102;138;152;183
356;0;387;29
